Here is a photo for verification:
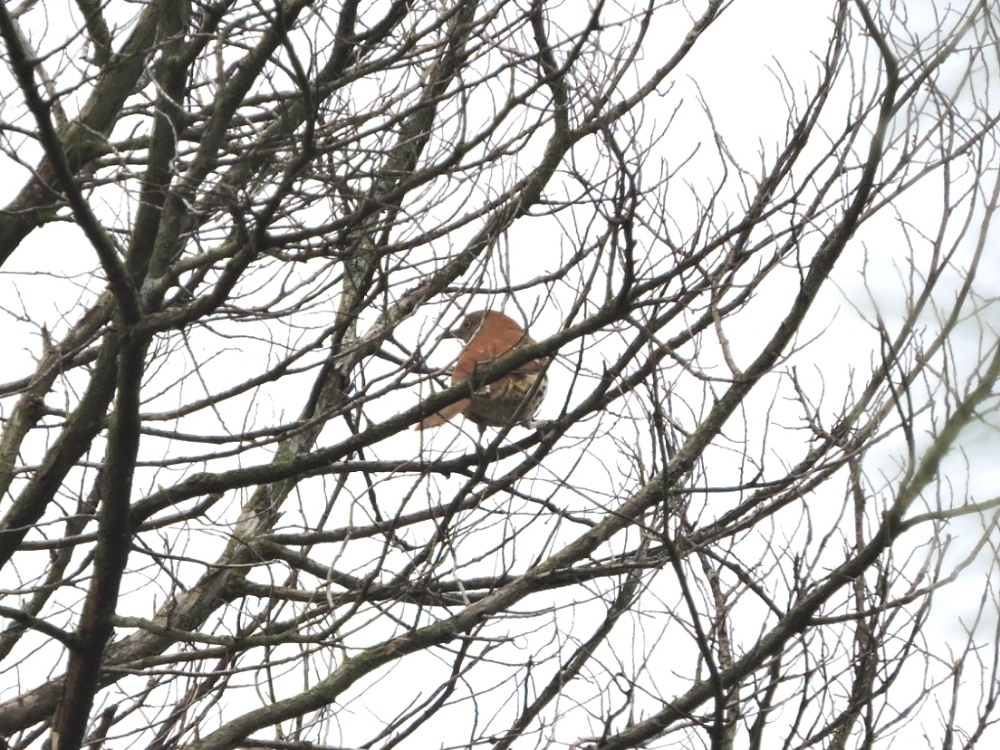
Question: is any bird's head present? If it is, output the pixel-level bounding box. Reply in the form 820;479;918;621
444;310;498;343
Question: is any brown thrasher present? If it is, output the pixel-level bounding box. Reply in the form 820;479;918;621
416;310;547;430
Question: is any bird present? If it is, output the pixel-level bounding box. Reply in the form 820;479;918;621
416;310;547;430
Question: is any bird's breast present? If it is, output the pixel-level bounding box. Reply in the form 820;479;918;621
464;370;547;427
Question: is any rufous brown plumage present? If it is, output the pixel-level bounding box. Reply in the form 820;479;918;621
416;310;547;430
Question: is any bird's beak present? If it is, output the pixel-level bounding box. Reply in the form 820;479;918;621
440;326;460;340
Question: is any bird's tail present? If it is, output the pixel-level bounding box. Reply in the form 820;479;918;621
414;398;471;430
